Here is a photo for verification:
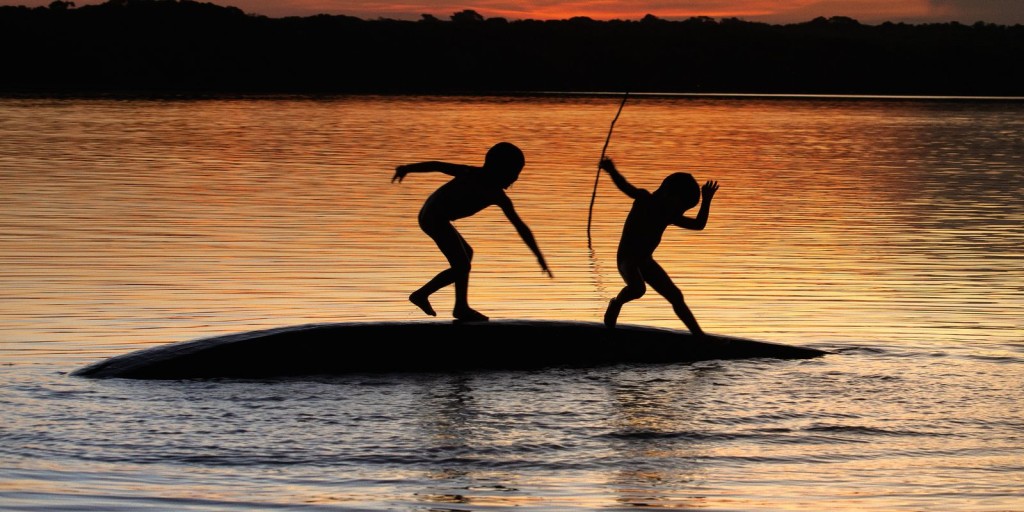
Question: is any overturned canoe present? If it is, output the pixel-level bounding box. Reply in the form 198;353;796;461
71;319;828;379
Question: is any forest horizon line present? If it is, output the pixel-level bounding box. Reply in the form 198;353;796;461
3;0;1022;96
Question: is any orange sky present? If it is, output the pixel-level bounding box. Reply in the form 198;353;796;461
4;0;1022;25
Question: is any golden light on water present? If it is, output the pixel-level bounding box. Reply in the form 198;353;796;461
2;94;1023;512
2;96;1021;362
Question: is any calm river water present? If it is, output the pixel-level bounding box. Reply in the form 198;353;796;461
1;94;1022;510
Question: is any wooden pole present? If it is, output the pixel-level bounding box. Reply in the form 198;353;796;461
587;91;629;249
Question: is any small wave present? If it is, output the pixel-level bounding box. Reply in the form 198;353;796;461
963;353;1024;364
830;346;887;355
599;429;758;442
804;424;944;437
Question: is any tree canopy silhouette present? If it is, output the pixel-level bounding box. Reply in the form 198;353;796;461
1;0;1021;96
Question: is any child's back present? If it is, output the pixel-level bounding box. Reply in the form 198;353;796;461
420;172;511;223
617;172;702;259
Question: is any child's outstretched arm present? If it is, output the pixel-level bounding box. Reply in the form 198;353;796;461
497;196;553;278
599;157;642;199
676;180;719;230
392;161;475;183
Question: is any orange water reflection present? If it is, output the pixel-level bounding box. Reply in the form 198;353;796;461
1;96;1021;365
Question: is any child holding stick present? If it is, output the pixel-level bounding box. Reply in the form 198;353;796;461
598;157;718;335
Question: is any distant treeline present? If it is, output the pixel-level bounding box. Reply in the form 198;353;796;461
3;0;1022;96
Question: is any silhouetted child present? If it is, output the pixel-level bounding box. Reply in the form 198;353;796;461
392;142;552;322
599;157;718;335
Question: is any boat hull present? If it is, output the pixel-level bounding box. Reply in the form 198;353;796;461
72;319;828;379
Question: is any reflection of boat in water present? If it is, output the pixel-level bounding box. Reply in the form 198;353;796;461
72;319;829;379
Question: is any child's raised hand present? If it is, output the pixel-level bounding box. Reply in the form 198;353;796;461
599;157;616;173
702;180;719;200
391;165;409;183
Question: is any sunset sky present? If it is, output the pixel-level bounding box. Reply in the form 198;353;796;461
4;0;1023;25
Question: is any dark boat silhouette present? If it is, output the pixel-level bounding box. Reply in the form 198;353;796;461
72;319;828;379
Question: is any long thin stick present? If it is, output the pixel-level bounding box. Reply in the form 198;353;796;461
587;91;629;249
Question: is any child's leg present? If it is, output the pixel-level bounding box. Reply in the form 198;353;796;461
605;261;645;328
643;260;705;336
415;222;485;320
411;222;466;316
447;231;482;319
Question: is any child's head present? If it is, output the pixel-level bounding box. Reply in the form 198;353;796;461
484;142;525;188
658;172;701;210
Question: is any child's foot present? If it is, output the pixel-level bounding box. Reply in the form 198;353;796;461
453;307;489;322
409;292;436;317
604;298;622;328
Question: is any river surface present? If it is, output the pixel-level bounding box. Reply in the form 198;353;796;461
1;94;1022;510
